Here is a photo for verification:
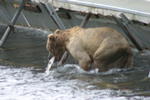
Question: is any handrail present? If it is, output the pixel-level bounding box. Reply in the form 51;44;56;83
57;0;150;17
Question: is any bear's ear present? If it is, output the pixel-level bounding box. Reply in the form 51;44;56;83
55;29;62;34
48;34;56;41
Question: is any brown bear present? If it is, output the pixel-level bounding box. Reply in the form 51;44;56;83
46;26;133;72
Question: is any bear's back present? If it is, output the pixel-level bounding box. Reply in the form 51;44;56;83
76;27;129;55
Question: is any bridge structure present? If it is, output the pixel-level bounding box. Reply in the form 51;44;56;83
0;0;150;50
47;0;150;24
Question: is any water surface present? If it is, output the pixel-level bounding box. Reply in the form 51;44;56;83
0;26;150;100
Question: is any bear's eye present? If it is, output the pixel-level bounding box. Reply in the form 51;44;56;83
49;36;56;41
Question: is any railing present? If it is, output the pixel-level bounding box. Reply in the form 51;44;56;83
58;0;150;17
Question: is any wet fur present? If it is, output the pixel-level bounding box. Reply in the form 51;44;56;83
46;26;133;72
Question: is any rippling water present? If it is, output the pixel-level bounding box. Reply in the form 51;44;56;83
0;64;150;100
0;25;150;100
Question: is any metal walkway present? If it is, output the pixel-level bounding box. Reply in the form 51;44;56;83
48;0;150;23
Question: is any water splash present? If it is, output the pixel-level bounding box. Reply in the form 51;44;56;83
45;56;55;76
148;71;150;78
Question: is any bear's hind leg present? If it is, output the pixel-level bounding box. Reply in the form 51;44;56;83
76;51;92;71
70;49;92;71
93;38;130;71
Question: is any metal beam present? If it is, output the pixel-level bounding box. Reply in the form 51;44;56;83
21;12;31;27
41;3;65;30
58;0;150;17
0;0;25;47
40;3;67;65
113;14;143;51
120;14;143;51
80;13;91;27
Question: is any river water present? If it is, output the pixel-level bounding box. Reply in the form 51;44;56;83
0;25;150;100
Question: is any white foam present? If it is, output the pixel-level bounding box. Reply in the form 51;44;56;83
63;64;124;75
45;56;55;76
148;71;150;78
0;65;150;100
31;0;48;3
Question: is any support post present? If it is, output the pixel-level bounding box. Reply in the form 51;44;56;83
40;3;67;65
112;14;143;51
60;13;92;65
21;12;31;27
120;13;143;51
0;0;25;47
80;13;91;27
41;3;65;30
59;13;92;65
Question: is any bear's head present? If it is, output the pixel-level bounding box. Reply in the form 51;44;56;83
46;30;66;61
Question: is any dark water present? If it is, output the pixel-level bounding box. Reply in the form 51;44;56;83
0;25;150;100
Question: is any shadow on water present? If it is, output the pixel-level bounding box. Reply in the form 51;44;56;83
0;25;150;100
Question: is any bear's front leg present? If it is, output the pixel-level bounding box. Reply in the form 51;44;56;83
75;51;92;71
67;39;92;71
68;47;92;71
79;59;91;71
